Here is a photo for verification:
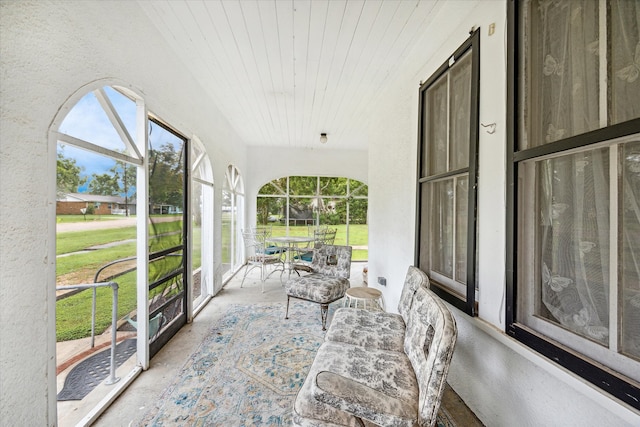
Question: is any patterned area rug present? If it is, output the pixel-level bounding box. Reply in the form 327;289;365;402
138;302;457;426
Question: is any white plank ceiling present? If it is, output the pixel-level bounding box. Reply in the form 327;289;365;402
139;0;443;150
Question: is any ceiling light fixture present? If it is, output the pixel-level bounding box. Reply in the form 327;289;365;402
320;133;328;144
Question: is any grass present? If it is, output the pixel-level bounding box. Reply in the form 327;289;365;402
56;218;185;341
56;271;137;341
57;214;130;223
57;220;182;255
268;223;368;260
57;242;137;279
57;227;136;255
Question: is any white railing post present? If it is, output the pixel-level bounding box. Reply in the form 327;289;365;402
55;281;121;385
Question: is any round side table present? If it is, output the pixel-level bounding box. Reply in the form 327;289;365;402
344;287;384;311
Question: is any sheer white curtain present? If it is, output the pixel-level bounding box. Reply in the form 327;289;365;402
612;0;640;124
535;0;599;145
533;0;640;358
621;141;640;359
539;149;610;345
422;53;472;288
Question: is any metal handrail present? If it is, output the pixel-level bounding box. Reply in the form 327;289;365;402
90;252;182;341
55;281;120;385
93;256;136;348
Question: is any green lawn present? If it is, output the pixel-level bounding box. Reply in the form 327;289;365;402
57;271;137;341
57;214;131;223
56;218;184;341
268;223;368;261
57;227;136;255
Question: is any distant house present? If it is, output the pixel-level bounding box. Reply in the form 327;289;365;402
56;193;136;215
150;203;182;215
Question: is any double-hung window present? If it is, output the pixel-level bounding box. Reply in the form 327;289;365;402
416;29;480;315
507;0;640;408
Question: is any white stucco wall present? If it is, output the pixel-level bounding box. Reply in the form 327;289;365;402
367;1;639;426
0;2;246;424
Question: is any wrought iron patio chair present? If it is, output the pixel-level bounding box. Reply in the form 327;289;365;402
292;227;338;274
240;230;285;292
250;224;288;257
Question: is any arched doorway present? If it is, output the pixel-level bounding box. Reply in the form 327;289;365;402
51;82;213;423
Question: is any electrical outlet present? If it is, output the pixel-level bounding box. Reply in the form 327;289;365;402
377;277;387;287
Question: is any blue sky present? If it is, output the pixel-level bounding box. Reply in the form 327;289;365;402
58;87;137;193
57;87;185;195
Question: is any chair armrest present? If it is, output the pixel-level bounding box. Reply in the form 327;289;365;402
312;371;416;427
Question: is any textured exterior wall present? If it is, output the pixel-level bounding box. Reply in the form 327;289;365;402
0;1;245;424
2;2;70;424
366;1;638;426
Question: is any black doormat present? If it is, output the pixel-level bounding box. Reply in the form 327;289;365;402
57;338;137;401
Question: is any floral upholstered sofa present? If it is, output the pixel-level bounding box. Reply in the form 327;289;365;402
293;266;458;427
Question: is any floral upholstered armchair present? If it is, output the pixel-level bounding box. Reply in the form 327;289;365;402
284;244;352;330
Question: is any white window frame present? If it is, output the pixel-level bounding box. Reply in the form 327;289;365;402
507;0;640;409
517;135;640;383
189;136;214;317
222;165;244;280
256;176;368;250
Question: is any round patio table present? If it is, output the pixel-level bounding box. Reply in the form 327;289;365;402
268;236;315;277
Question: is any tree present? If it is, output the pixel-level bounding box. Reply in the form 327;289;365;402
288;176;317;195
257;176;368;225
149;142;184;209
56;149;86;197
111;160;136;215
257;197;284;224
89;173;119;195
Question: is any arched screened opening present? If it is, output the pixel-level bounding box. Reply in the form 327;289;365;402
53;84;148;423
51;83;216;424
221;165;244;279
190;137;214;314
257;176;368;260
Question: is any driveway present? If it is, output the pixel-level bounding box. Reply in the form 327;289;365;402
56;217;137;233
57;216;180;232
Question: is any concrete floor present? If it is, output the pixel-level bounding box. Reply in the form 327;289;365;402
90;263;368;426
61;262;481;427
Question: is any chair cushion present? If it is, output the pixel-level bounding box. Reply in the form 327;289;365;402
294;341;418;427
285;273;350;304
264;245;286;255
397;266;430;323
325;308;405;352
403;287;457;426
314;372;416;427
299;251;314;262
